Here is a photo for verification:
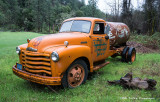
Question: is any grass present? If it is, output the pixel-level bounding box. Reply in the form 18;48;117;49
0;32;160;102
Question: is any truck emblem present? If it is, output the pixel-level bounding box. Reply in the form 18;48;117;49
32;37;43;47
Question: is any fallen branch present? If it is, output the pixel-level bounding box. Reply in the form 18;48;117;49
107;73;157;90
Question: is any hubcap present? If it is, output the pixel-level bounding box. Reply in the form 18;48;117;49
131;51;136;62
68;64;85;87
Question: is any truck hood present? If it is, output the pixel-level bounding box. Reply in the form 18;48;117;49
27;32;88;52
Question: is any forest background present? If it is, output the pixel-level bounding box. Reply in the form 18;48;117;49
0;0;160;35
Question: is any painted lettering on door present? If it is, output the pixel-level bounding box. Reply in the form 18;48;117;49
93;39;107;57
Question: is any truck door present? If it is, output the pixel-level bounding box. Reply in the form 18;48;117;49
91;22;110;62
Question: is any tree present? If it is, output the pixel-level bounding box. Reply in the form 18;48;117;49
105;0;121;21
0;0;7;26
0;0;106;32
156;0;160;32
143;0;157;35
121;0;133;30
75;10;84;17
88;0;98;17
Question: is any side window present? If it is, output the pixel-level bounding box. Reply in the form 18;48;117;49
105;24;110;34
93;23;104;34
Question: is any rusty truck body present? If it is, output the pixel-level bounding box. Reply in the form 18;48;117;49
12;17;136;88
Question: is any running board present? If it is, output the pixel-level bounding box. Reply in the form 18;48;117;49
93;61;110;71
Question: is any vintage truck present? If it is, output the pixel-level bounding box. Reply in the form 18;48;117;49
12;17;136;88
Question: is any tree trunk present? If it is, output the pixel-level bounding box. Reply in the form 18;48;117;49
37;0;40;32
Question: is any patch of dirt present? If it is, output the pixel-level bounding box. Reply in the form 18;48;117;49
141;61;160;76
141;68;160;76
127;41;159;53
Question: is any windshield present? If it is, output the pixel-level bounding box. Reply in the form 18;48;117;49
59;20;91;33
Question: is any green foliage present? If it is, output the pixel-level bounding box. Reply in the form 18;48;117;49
75;10;84;17
0;0;106;33
130;32;160;48
143;0;158;35
0;32;160;102
88;0;98;17
0;12;5;24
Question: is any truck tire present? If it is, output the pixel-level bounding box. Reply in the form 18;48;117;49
127;47;136;63
121;47;129;62
61;59;88;88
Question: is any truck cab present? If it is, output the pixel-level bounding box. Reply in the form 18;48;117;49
13;17;136;88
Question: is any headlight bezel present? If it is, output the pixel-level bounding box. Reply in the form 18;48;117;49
16;47;21;55
51;51;59;62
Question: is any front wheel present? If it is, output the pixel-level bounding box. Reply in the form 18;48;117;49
61;59;88;88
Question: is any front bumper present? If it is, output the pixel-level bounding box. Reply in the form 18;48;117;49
12;65;61;85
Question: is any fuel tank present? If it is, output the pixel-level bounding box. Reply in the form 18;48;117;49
106;22;130;47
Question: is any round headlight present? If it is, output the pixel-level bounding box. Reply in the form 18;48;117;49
51;51;59;62
16;47;21;54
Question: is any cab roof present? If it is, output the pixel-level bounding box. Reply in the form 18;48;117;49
63;17;105;22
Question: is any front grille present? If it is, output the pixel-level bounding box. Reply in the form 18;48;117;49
21;50;52;76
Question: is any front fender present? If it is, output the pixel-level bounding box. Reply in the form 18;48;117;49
18;44;28;64
45;45;93;77
19;43;28;50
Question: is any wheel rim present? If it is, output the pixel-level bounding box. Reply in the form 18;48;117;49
131;51;136;62
68;64;85;87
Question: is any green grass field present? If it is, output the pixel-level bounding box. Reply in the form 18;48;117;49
0;32;160;102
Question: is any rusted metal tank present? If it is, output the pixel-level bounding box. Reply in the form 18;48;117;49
106;22;130;47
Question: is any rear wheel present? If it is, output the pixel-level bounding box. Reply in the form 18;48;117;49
62;59;88;88
127;47;136;63
121;47;129;62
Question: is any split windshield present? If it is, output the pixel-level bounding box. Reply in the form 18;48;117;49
59;20;91;33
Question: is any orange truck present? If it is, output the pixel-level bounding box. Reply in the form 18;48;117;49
12;17;136;88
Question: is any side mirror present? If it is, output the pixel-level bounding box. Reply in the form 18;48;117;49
104;24;110;34
105;36;109;40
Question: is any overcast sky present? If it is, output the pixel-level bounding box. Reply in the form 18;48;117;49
85;0;144;14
